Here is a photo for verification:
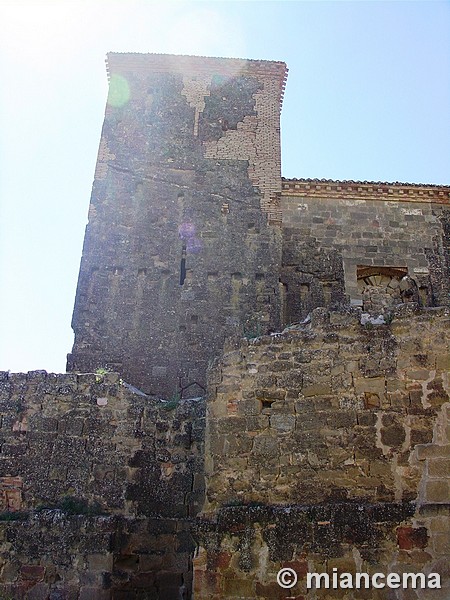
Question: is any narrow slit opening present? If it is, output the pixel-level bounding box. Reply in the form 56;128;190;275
180;243;187;285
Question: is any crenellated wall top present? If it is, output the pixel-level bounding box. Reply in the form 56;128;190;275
282;178;450;204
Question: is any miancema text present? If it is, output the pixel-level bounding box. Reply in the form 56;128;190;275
307;570;441;589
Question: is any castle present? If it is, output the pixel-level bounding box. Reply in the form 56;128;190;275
0;54;449;599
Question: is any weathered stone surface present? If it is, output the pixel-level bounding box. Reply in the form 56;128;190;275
0;372;205;599
280;187;449;321
68;54;287;399
204;308;449;508
198;307;450;598
4;52;450;599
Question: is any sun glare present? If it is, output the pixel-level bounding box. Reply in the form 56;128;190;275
0;1;107;71
166;7;246;59
1;1;247;71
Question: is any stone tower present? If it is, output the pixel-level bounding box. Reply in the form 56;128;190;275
67;54;288;397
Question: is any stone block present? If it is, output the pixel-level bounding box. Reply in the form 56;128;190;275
1;560;19;580
193;570;221;595
416;444;450;460
27;583;51;600
425;480;450;503
381;424;405;448
79;587;110;600
132;572;157;588
254;374;276;388
388;391;409;409
255;389;286;401
427;458;450;478
217;418;247;434
20;565;45;581
303;383;332;397
410;427;433;445
345;360;359;373
87;553;113;572
396;526;428;550
432;533;450;555
356;412;377;426
354;377;385;396
406;369;431;380
386;378;405;392
208;551;232;571
269;361;292;372
284;559;308;577
327;410;356;428
226;435;253;455
79;571;102;587
237;398;261;416
251;434;279;458
436;353;450;370
256;580;300;598
138;555;163;572
270;414;295;432
223;577;254;597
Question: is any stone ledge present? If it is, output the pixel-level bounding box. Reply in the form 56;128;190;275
282;178;450;204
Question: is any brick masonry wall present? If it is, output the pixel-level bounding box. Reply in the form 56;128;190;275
68;54;286;398
281;190;450;322
0;371;205;599
195;306;450;599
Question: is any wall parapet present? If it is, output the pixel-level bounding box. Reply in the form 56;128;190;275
205;305;449;510
196;306;450;598
282;177;450;204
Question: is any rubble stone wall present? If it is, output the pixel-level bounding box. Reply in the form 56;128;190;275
196;306;450;599
0;371;205;599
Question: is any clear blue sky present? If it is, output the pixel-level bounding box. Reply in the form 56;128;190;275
1;0;449;373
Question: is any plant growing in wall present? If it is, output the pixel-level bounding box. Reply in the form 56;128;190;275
243;312;263;340
161;391;181;411
0;511;28;521
36;496;107;516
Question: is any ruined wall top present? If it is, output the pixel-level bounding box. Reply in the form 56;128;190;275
106;52;288;108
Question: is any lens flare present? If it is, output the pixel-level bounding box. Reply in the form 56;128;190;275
107;74;130;108
187;237;203;253
179;222;202;253
178;222;196;239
